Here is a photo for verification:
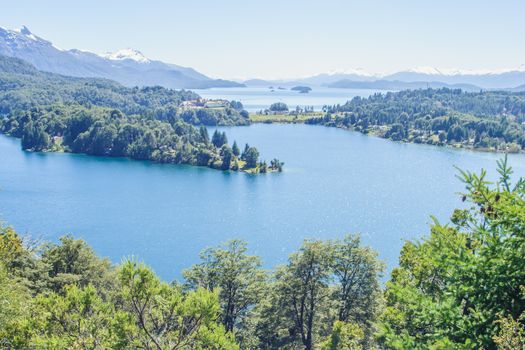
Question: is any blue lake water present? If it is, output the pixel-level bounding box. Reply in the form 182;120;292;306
1;124;524;281
193;87;385;112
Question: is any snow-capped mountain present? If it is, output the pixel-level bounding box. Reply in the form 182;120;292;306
0;26;242;89
383;66;525;89
243;66;525;90
102;48;151;63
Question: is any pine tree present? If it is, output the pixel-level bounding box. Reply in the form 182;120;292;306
241;143;250;160
199;126;210;144
232;141;240;157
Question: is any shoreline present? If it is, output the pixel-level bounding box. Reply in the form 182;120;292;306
249;115;524;155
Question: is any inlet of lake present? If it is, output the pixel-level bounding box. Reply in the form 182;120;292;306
2;123;525;281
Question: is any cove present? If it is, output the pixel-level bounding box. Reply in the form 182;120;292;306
1;124;524;280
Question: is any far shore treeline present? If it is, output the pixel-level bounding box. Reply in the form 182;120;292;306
1;158;524;349
255;89;525;153
0;55;283;173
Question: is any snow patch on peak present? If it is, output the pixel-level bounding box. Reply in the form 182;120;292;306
102;48;150;63
327;68;378;77
13;25;38;41
406;66;443;75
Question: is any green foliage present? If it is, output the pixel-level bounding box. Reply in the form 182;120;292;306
0;231;239;349
212;129;228;148
243;147;259;169
254;235;383;350
493;307;525;349
184;240;267;339
119;260;238;349
321;321;364;350
0;104;272;172
269;102;289;112
310;88;525;151
232;140;240;157
0;55;247;126
41;235;115;293
0;263;30;348
378;156;525;349
0;55;281;173
269;158;284;172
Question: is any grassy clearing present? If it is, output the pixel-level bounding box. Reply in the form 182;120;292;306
249;113;322;123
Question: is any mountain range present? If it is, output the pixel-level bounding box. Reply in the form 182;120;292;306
243;67;525;91
0;26;243;89
1;26;524;92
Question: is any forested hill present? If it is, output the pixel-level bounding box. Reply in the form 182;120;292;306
0;55;282;173
310;88;525;152
0;55;248;126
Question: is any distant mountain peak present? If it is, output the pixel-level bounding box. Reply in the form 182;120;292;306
326;68;378;77
102;48;151;63
406;66;443;75
12;25;40;41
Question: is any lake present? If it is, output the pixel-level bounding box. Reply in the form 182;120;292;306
1;124;524;281
193;86;385;112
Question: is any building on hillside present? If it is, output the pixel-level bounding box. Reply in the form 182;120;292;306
204;99;229;108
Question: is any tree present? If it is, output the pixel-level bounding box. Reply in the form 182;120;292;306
232;141;240;157
88;122;116;156
273;240;332;350
330;235;383;345
200;125;210;144
120;260;238;349
243;147;260;169
21;121;51;151
230;101;244;110
269;102;289;112
184;240;266;336
270;159;284;172
254;236;381;350
40;235;114;293
378;156;525;349
212;130;228;148
241;143;250;160
220;144;234;170
259;161;268;173
26;284;122;349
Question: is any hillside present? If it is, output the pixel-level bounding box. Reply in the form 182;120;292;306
0;55;248;126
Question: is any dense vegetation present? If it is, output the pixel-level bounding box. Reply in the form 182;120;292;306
0;228;381;349
306;88;525;152
1;159;523;349
0;55;283;172
0;55;248;126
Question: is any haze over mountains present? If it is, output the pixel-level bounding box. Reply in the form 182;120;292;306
245;66;525;91
0;26;242;89
1;25;524;91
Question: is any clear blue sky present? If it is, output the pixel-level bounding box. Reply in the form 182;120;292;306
1;0;524;79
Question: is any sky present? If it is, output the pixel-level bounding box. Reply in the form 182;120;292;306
1;0;524;80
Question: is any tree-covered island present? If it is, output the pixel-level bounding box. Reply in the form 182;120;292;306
0;55;283;173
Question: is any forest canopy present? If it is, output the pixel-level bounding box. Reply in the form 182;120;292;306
308;88;525;152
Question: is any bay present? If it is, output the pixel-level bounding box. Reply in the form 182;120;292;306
1;123;524;280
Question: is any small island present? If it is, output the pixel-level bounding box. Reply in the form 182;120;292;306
291;86;312;94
